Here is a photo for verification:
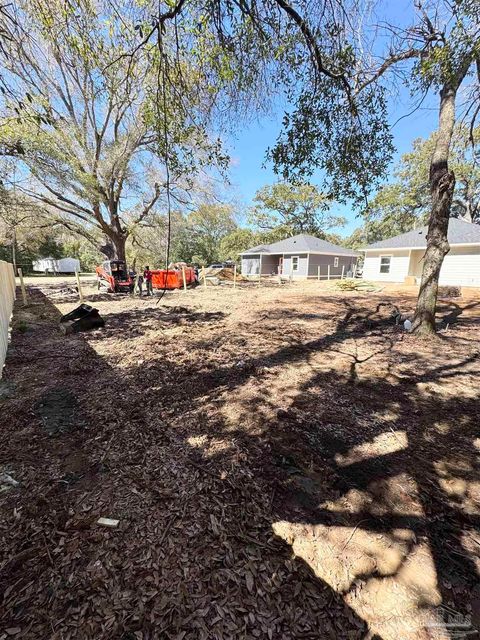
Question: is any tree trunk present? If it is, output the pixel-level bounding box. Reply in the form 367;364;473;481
94;199;128;263
99;233;127;262
464;187;473;223
111;234;126;262
109;203;127;262
412;82;458;335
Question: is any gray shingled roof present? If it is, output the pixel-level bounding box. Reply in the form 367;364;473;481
241;243;271;254
241;233;360;257
363;218;480;250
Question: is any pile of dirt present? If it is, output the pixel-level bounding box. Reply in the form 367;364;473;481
204;267;248;282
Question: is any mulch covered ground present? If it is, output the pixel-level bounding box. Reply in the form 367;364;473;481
1;281;479;640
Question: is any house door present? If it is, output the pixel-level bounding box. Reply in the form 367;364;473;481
278;257;283;275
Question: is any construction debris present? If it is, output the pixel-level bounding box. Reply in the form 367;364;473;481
97;517;120;528
331;278;380;292
438;285;462;298
50;286;79;297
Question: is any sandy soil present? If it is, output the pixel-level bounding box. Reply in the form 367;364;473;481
1;279;479;640
18;274;96;285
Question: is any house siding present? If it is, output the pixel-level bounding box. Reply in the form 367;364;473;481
439;247;480;286
363;250;410;282
282;253;308;277
364;246;480;285
242;251;359;279
308;254;357;278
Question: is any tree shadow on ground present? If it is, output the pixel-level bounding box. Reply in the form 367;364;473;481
115;292;480;637
122;294;480;638
437;300;480;328
1;291;376;640
2;289;480;639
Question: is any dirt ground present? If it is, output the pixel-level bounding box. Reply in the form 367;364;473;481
1;279;480;640
18;274;95;286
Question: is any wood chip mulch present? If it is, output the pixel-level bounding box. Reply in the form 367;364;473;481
0;289;365;640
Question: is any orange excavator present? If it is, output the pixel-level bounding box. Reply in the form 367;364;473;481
96;260;133;293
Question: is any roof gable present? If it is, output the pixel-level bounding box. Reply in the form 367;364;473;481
363;218;480;250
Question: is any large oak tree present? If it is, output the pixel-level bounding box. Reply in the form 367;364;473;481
0;0;225;262
248;183;346;236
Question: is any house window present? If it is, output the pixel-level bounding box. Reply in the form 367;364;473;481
291;256;299;272
380;256;391;274
334;257;339;267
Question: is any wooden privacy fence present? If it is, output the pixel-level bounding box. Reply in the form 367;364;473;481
0;260;16;377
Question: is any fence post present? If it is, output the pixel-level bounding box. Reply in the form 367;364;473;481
203;267;207;289
341;265;345;280
75;270;84;303
181;265;187;292
17;267;27;305
317;265;320;281
258;254;262;286
233;264;237;289
327;264;330;281
353;263;357;278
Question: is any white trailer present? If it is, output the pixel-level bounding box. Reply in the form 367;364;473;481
32;257;81;274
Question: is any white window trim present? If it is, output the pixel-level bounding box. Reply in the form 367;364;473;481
334;256;339;267
379;254;392;274
291;255;300;272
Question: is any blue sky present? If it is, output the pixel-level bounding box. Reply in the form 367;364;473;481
225;0;440;238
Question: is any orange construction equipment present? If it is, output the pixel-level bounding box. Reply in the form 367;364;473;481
151;266;197;290
96;260;133;293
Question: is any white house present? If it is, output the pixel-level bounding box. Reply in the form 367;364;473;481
240;234;360;279
362;218;480;287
